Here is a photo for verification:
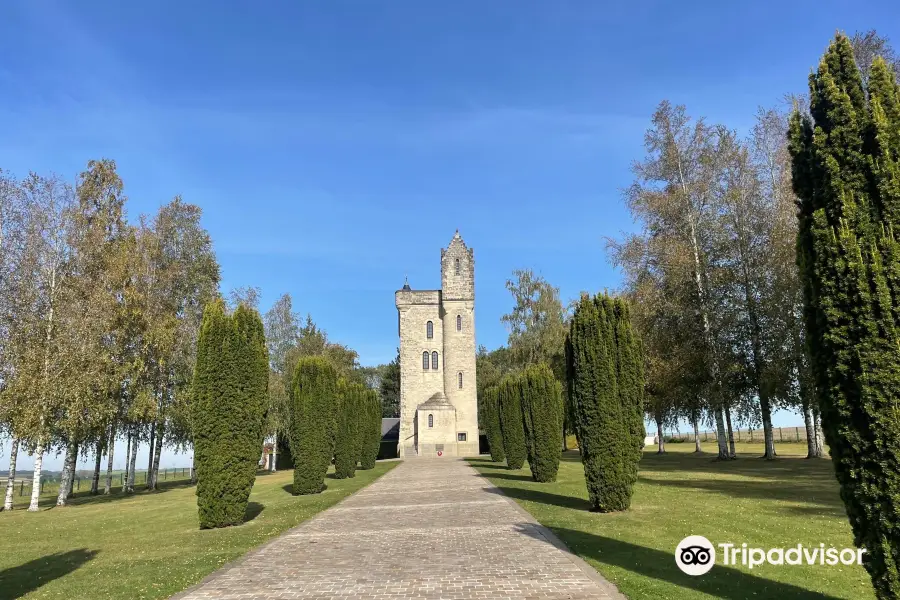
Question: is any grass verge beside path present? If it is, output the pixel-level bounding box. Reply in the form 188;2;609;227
0;462;398;600
471;442;872;600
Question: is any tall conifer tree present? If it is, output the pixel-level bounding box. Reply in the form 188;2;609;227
359;389;382;470
566;294;644;512
499;375;526;470
334;380;364;478
289;356;339;494
790;34;900;598
192;300;268;529
519;364;563;482
483;385;506;463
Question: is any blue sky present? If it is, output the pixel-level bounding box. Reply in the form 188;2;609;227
2;1;898;468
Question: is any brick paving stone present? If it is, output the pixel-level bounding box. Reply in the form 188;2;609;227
171;459;623;600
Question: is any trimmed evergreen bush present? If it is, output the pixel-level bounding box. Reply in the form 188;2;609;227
335;380;364;479
192;300;269;529
289;356;339;494
359;389;382;470
789;34;900;599
520;364;563;482
499;374;526;470
566;293;644;512
483;385;506;463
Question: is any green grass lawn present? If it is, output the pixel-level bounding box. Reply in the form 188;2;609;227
471;442;872;600
0;462;397;600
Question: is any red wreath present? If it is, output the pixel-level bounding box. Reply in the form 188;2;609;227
437;451;443;457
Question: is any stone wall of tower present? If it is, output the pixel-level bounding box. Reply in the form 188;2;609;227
395;289;443;458
440;234;479;456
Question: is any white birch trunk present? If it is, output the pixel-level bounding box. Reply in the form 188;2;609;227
56;440;77;506
692;418;702;453
27;443;45;512
127;429;137;492
656;421;665;454
91;440;102;495
149;422;164;490
3;438;19;511
104;421;116;494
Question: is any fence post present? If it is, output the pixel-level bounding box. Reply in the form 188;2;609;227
19;481;24;496
779;427;783;442
796;427;801;442
749;429;753;442
76;478;80;491
40;481;44;494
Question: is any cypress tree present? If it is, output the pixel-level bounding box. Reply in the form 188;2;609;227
289;356;339;494
612;299;646;490
335;380;364;479
519;364;563;482
566;293;644;512
192;301;269;529
499;374;527;470
789;34;900;599
483;385;506;463
359;389;381;470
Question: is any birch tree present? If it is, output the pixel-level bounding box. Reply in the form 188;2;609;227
624;102;733;459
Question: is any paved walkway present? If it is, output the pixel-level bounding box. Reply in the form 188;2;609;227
173;459;622;600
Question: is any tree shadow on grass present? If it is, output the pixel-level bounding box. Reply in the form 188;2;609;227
642;476;843;512
639;452;836;482
0;549;98;600
281;483;328;496
484;485;594;511
468;462;511;470
542;527;845;600
244;501;264;522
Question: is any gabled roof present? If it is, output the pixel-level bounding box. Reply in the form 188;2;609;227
417;392;455;410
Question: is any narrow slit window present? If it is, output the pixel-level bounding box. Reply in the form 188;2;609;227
455;258;460;275
426;320;433;339
458;372;463;389
432;351;439;370
428;414;434;428
423;351;430;370
456;314;462;331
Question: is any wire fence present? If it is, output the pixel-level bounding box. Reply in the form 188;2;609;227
662;426;820;443
0;467;193;498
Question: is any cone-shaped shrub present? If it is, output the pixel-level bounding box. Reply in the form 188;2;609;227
335;380;364;479
289;356;339;494
789;34;900;598
499;374;526;470
192;300;269;529
566;293;644;512
483;385;506;463
520;364;563;482
359;389;382;470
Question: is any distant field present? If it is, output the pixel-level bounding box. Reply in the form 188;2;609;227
0;463;397;599
471;442;870;600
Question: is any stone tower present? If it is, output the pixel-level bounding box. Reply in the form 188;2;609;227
395;231;479;458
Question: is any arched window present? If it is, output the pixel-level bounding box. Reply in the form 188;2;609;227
432;351;439;370
428;414;433;428
458;372;463;389
455;258;460;275
426;321;433;339
423;351;430;370
456;314;462;331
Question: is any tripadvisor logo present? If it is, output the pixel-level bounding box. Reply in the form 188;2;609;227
675;536;866;576
675;536;716;576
